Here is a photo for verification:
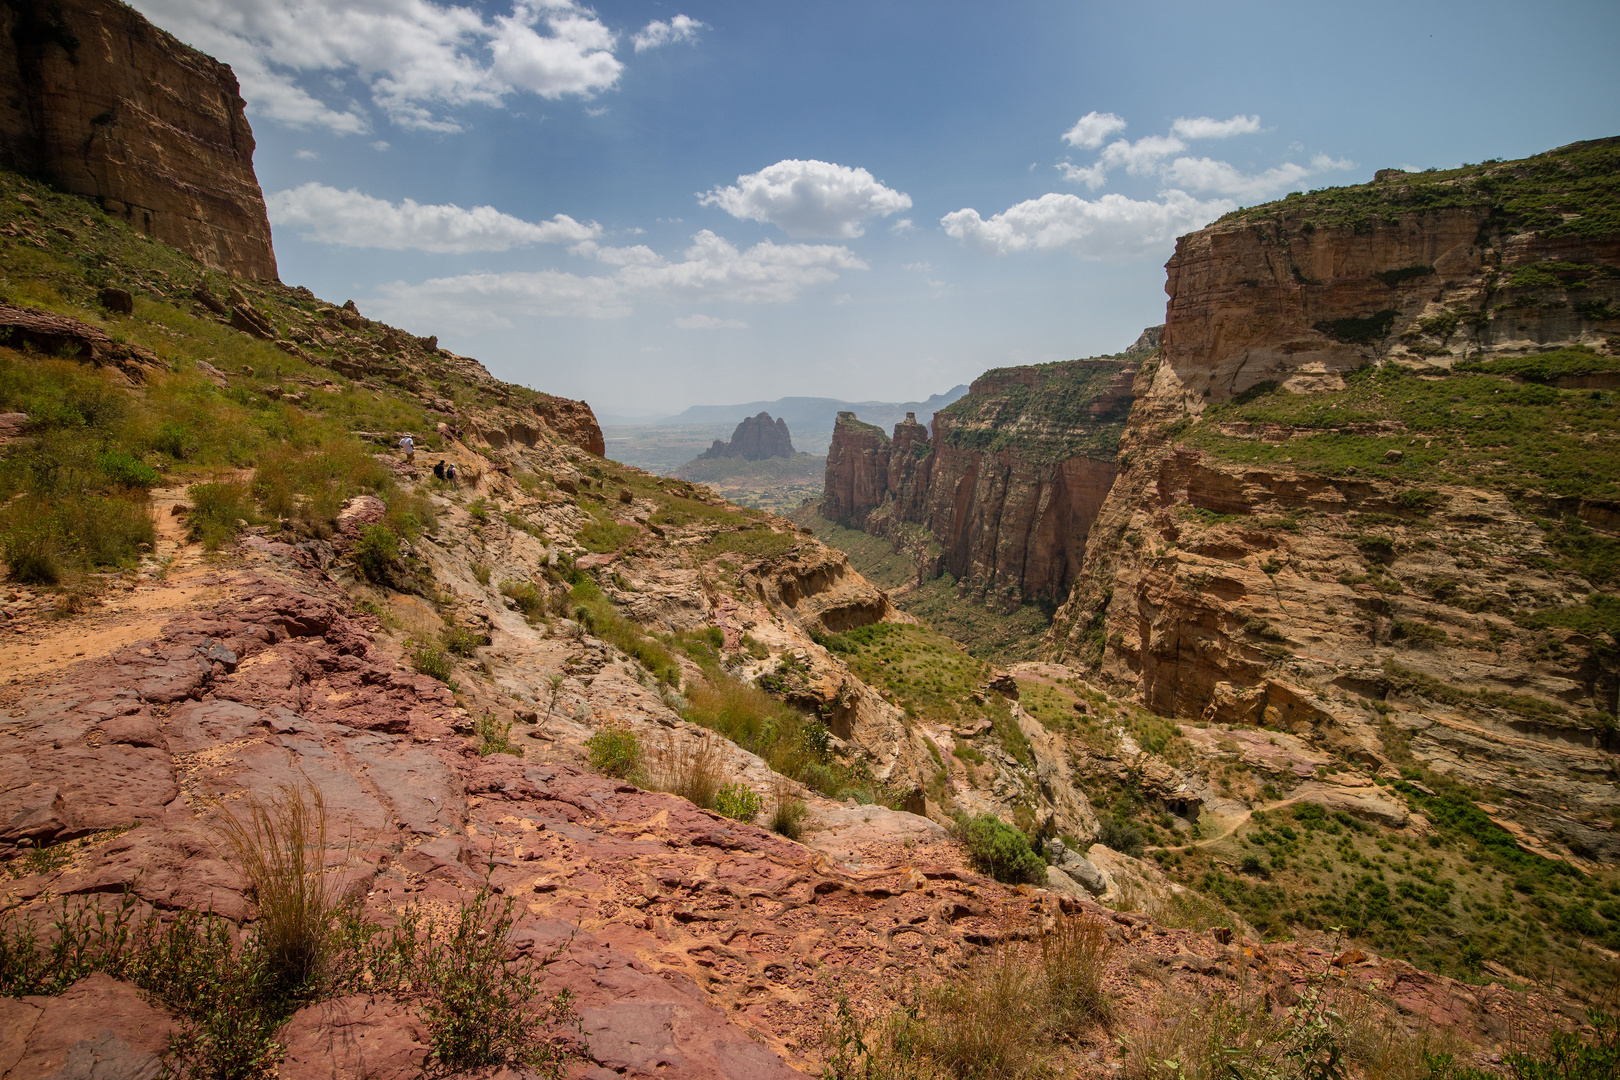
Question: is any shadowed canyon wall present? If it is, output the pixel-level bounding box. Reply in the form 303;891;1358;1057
822;355;1139;607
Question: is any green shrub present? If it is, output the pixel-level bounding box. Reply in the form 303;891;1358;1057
713;783;763;823
1097;816;1146;858
474;712;521;758
1391;619;1448;647
501;579;546;621
95;450;159;488
410;640;455;684
1;514;61;583
585;728;640;779
187;481;254;550
953;813;1046;884
441;622;485;657
467;497;490;523
149;419;198;460
354;523;402;584
370;887;578;1074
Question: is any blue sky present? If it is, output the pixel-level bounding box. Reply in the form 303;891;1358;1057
133;0;1620;417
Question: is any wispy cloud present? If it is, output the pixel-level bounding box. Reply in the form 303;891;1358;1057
267;182;599;252
365;230;866;328
633;14;703;51
1170;114;1262;140
675;314;746;329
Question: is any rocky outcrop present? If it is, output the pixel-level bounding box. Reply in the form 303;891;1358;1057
699;411;794;460
822;358;1137;606
739;543;897;633
0;0;277;278
0;302;162;381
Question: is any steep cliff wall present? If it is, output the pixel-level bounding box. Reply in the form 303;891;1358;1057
1050;138;1620;858
0;0;277;278
822;359;1136;607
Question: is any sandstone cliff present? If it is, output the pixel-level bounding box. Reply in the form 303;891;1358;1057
698;410;795;460
1050;138;1620;859
822;357;1137;607
0;0;277;278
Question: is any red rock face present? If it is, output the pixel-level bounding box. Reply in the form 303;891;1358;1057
822;362;1131;607
0;0;278;279
820;412;893;522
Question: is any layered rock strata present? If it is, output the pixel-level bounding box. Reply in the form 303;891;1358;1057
0;0;277;278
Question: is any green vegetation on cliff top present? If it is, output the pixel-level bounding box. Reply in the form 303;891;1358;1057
938;358;1133;463
1222;135;1620;237
1190;352;1620;503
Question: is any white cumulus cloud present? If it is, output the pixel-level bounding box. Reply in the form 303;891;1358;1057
700;159;912;238
1098;135;1187;175
633;14;703;51
365;230;866;328
1062;111;1127;149
1170;114;1262;140
1056;160;1109;190
266;182;599;253
940;190;1234;259
675;314;746;329
128;0;626;134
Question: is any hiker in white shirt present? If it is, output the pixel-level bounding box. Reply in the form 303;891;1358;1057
398;434;415;465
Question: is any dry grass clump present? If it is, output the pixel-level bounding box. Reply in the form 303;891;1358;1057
770;776;810;840
642;729;725;810
824;915;1113;1080
1121;977;1461;1080
210;782;345;991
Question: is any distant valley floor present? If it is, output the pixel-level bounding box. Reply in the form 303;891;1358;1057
789;503;1055;663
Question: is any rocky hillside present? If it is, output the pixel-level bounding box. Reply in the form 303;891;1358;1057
0;0;278;279
1050;139;1620;863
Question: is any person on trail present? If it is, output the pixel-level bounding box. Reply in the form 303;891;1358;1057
445;462;458;488
398;434;415;465
433;460;446;481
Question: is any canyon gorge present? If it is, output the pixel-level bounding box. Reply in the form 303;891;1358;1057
0;2;1616;1076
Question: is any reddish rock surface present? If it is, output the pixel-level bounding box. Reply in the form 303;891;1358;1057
0;0;277;278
